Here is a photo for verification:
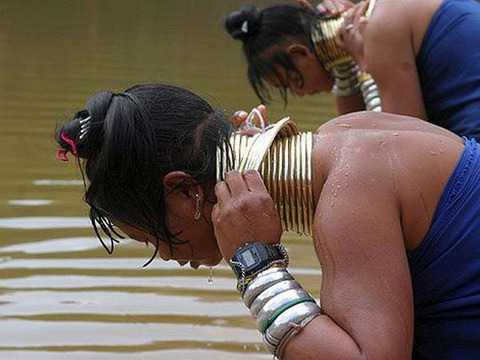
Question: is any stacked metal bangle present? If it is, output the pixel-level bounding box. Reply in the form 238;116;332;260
359;72;382;111
331;61;361;97
242;267;322;357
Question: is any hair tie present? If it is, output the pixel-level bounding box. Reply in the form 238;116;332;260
56;132;78;162
56;149;69;162
241;20;249;34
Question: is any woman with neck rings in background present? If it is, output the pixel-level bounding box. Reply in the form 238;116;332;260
225;0;480;140
56;84;480;359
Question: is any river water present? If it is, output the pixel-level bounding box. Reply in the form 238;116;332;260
0;1;335;359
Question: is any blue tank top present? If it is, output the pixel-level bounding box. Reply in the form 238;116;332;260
408;138;480;359
416;0;480;140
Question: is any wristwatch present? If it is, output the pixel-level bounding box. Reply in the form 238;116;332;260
229;243;289;293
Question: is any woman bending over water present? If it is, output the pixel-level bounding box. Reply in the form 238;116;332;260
57;84;480;359
225;0;480;139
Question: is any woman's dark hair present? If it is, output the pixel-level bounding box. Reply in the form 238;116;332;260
225;4;324;104
56;84;233;265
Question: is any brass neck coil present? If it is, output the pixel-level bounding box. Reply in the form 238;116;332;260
217;118;314;236
311;0;377;72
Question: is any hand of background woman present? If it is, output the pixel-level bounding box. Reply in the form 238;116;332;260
298;0;354;17
231;104;269;136
212;170;283;261
336;1;369;71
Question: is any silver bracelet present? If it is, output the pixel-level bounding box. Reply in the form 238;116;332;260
272;311;321;358
250;279;301;317
266;301;322;343
256;287;312;332
237;251;322;357
360;72;382;111
242;267;292;308
331;61;361;97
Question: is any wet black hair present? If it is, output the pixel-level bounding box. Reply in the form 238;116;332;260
225;4;325;104
56;84;233;265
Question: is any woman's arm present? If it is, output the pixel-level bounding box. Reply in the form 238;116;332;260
335;92;366;115
213;166;413;359
283;155;414;359
362;2;427;119
337;0;427;119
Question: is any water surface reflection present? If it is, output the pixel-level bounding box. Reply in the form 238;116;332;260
0;0;333;358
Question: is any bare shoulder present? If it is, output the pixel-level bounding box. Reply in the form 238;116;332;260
365;0;412;38
315;111;458;137
367;0;432;31
365;0;442;57
313;111;464;249
314;112;462;172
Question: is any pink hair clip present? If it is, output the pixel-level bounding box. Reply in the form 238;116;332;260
56;132;78;162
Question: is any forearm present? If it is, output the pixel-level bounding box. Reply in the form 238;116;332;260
331;61;366;115
335;92;366;115
282;315;362;360
234;263;362;359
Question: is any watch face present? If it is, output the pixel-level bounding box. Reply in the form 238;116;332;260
240;249;257;267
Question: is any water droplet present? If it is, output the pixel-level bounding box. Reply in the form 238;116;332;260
207;267;213;284
340;123;352;128
429;151;437;156
393;132;399;136
337;185;341;189
440;149;444;154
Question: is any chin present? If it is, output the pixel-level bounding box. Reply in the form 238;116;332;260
206;257;223;267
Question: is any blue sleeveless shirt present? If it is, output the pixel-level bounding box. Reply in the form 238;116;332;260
416;0;480;140
408;138;480;359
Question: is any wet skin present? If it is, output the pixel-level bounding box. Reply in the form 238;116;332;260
120;110;463;267
122;110;464;359
117;110;465;358
212;111;464;359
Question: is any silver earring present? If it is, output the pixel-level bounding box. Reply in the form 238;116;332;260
194;193;202;220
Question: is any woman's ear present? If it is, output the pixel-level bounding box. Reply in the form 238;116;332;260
163;171;191;196
162;171;204;199
286;43;314;59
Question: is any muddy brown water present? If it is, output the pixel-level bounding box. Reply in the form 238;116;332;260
0;1;335;358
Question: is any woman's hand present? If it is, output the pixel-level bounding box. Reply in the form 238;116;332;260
298;0;354;16
336;1;369;71
231;104;269;136
212;170;282;261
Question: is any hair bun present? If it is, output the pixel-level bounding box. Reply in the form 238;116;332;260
225;5;262;41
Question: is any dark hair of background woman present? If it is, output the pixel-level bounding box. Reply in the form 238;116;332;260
56;84;233;265
225;4;324;104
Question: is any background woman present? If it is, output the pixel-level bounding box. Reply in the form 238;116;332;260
225;0;480;139
57;83;480;359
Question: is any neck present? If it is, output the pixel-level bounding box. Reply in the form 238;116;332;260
311;16;353;72
259;131;314;236
217;119;314;236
